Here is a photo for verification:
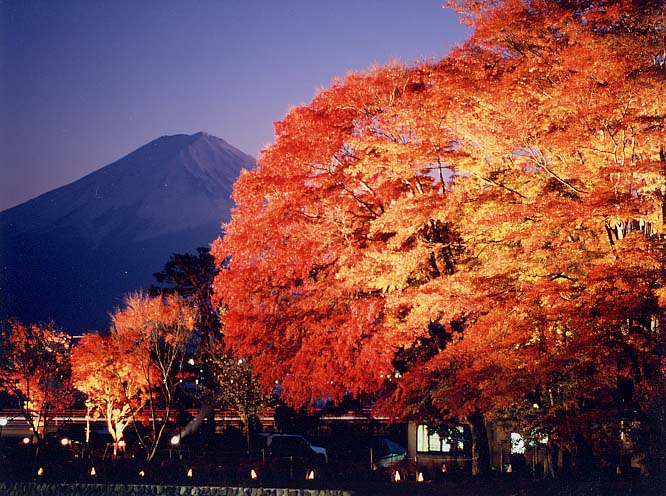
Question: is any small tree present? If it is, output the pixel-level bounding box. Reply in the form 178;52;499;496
151;248;273;446
0;320;73;446
71;333;151;457
111;292;197;462
206;345;273;450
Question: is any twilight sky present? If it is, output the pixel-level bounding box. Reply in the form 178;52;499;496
0;0;469;211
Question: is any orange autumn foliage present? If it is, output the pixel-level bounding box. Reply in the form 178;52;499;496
71;333;152;454
108;291;197;461
212;0;665;470
0;321;73;442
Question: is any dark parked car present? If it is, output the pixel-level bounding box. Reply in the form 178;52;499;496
259;433;328;464
254;433;328;482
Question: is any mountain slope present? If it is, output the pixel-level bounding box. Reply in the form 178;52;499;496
0;132;254;332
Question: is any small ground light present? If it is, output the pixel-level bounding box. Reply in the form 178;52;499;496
250;469;258;480
90;467;96;476
187;468;193;477
306;470;315;480
393;470;401;482
37;467;44;476
417;471;424;482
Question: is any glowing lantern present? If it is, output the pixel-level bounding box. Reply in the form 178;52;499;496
90;467;96;476
187;468;193;477
37;467;44;476
306;470;315;480
250;469;258;480
417;471;424;482
171;435;180;446
60;437;70;446
22;437;31;444
393;470;401;482
139;470;145;477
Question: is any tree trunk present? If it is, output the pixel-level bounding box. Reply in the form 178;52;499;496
642;403;666;477
241;413;251;452
558;444;573;474
572;432;595;475
105;414;117;459
543;441;557;479
468;411;491;477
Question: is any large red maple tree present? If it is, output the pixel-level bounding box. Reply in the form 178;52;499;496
212;0;665;475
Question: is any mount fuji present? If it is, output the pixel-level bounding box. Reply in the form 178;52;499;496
0;132;255;332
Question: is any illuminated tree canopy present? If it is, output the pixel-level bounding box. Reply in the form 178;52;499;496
212;0;665;473
0;321;73;443
71;333;152;457
109;291;198;461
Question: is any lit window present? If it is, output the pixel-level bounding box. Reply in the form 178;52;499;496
510;432;525;455
417;425;428;452
416;425;463;453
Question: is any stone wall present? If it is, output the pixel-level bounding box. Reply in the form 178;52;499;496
0;484;355;496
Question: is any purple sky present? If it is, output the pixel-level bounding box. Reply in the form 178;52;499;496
0;0;469;211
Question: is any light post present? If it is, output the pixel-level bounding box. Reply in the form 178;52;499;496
170;432;182;460
0;417;7;439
